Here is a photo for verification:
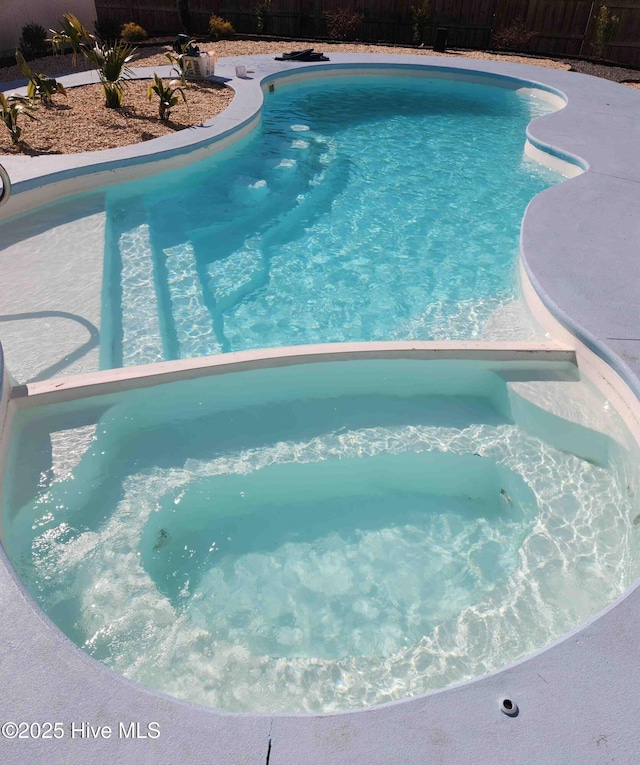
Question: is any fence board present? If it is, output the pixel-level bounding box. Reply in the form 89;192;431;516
607;5;640;65
94;0;640;67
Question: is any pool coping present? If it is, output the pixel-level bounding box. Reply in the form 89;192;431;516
2;55;640;764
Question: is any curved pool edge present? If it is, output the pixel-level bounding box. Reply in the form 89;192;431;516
2;55;640;763
3;342;640;763
0;54;587;215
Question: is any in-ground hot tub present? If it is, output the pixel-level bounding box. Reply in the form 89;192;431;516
3;358;639;713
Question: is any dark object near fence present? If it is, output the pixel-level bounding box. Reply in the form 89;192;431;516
324;9;364;41
274;48;329;61
173;34;199;56
176;0;192;34
94;16;122;43
434;27;448;52
491;18;536;52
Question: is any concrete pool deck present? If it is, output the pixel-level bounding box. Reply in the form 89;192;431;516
1;55;640;763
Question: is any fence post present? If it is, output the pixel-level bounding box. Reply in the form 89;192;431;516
579;0;598;57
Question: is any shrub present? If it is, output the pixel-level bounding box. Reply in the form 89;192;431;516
94;16;123;43
147;73;187;121
410;1;431;46
325;9;365;41
255;0;271;34
209;15;236;40
591;6;619;59
15;51;67;104
120;22;148;42
491;18;535;51
19;22;48;61
0;92;37;145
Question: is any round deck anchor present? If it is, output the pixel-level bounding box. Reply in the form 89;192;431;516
499;697;519;717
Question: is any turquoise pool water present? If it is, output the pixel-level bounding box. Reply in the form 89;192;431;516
102;76;560;367
4;361;639;712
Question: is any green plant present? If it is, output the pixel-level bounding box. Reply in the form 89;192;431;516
49;13;94;64
165;50;186;84
120;22;148;42
410;1;431;45
591;6;619;59
15;51;67;104
93;40;137;107
176;0;192;34
19;22;48;60
0;92;37;145
491;18;535;51
209;14;236;40
49;15;136;108
324;9;365;41
255;0;271;34
165;39;198;83
147;73;187;121
94;16;123;43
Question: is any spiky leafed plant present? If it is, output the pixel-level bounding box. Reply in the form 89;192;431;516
48;13;94;65
147;73;187;122
49;14;136;108
165;39;198;84
15;51;67;104
92;40;137;107
0;92;37;145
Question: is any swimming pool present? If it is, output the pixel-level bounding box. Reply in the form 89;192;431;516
101;76;560;367
2;54;640;763
0;73;560;381
4;359;639;712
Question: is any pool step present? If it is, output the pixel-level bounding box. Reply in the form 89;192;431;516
186;131;330;254
163;240;223;358
17;342;577;404
145;204;222;360
191;137;348;348
105;199;166;368
106;130;342;364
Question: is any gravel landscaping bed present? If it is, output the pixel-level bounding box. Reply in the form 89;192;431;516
0;40;637;155
567;59;640;82
0;40;572;85
0;79;233;155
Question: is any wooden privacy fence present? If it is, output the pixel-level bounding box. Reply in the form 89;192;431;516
94;0;640;67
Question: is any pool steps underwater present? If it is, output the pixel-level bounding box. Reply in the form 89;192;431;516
105;129;345;366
